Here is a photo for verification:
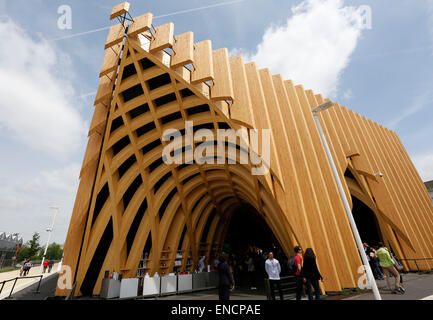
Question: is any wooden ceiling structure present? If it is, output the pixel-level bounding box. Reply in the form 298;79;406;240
56;3;433;296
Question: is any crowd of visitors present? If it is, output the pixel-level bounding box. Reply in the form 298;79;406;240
214;240;406;300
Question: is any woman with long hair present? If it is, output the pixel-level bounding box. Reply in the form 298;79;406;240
302;248;323;300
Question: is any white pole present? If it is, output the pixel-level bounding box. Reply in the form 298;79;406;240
40;207;59;273
313;111;382;300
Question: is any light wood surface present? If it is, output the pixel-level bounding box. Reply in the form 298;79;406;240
110;2;130;20
127;13;153;37
57;5;433;297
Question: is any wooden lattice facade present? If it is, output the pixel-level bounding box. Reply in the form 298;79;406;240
56;3;433;296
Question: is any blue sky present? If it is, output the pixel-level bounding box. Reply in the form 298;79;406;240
0;0;432;245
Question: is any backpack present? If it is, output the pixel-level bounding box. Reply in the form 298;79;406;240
287;256;295;275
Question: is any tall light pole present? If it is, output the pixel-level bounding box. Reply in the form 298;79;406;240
40;206;59;273
312;101;382;300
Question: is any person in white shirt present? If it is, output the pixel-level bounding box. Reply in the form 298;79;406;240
265;252;284;300
198;255;206;272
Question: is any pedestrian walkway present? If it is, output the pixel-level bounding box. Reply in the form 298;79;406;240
344;272;433;300
0;263;59;300
144;288;267;300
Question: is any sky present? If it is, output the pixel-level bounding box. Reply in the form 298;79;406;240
0;0;432;245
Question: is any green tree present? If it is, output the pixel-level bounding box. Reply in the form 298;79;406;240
17;245;31;262
45;243;63;260
27;232;41;259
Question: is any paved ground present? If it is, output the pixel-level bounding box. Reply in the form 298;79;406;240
344;272;433;300
0;263;59;300
5;273;59;300
147;288;268;300
3;270;432;300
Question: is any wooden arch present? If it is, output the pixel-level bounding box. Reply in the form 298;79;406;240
57;3;433;296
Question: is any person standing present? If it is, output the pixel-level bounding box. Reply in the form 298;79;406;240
265;252;284;300
48;260;54;273
293;246;303;301
43;259;49;273
217;253;234;300
302;248;323;300
373;246;384;279
376;242;404;294
246;254;257;290
363;243;384;280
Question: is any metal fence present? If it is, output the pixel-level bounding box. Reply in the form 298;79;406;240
398;258;433;272
0;275;43;299
264;276;297;300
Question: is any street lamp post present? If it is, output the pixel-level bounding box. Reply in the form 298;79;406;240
40;206;59;273
312;101;382;300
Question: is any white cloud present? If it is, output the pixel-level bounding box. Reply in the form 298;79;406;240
0;163;81;244
342;88;354;100
412;152;433;182
0;17;87;158
237;0;365;97
23;163;81;194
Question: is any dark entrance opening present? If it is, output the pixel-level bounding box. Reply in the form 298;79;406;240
221;203;288;290
351;195;382;246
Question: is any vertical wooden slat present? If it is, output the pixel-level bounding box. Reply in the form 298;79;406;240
110;2;130;20
171;32;194;68
100;44;121;78
127;13;153;37
191;40;214;84
105;23;125;49
94;71;115;106
295;84;355;288
211;48;234;101
229;55;255;127
150;22;174;53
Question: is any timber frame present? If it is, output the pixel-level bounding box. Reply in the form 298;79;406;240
56;3;433;296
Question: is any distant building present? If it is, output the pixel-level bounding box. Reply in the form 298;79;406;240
0;232;23;269
426;180;433;204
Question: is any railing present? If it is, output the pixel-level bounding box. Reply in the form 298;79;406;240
264;276;297;300
398;258;433;272
0;275;43;299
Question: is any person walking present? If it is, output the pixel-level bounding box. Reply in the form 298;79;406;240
198;255;206;272
265;252;284;300
43;259;49;273
302;248;323;300
48;260;54;273
217;253;234;300
19;259;27;277
376;242;404;294
23;260;32;276
293;246;303;301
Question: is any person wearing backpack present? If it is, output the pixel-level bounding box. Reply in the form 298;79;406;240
293;246;303;300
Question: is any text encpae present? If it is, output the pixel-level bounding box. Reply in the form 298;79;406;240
171;304;261;317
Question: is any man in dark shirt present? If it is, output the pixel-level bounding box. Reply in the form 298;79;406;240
217;253;234;300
